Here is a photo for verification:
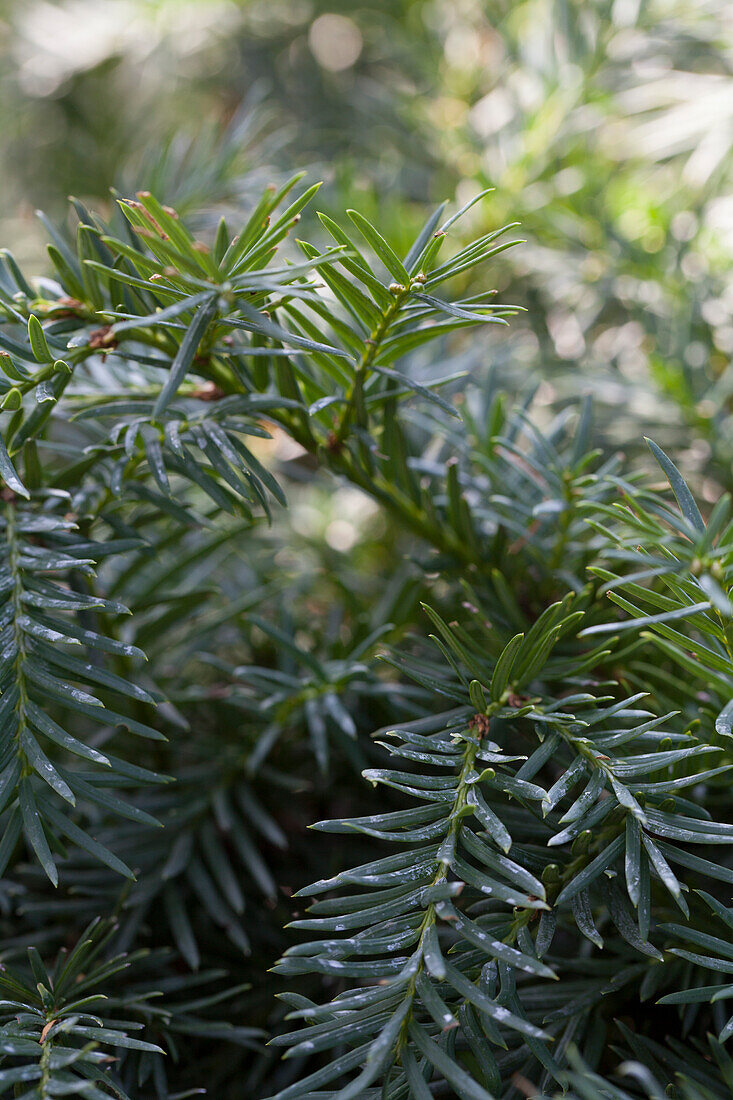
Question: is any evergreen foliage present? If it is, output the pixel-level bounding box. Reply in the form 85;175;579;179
0;168;732;1100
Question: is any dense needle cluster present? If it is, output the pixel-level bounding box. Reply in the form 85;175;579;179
0;174;731;1100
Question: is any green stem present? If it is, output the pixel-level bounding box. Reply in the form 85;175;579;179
38;1018;54;1098
396;722;486;1054
335;285;412;444
6;502;30;778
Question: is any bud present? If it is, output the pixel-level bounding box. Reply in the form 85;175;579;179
1;388;21;410
0;353;25;381
388;282;405;295
542;863;561;885
571;830;592;856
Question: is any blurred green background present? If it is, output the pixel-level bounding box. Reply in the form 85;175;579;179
1;0;732;475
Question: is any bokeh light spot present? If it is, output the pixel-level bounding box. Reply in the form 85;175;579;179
308;14;363;72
